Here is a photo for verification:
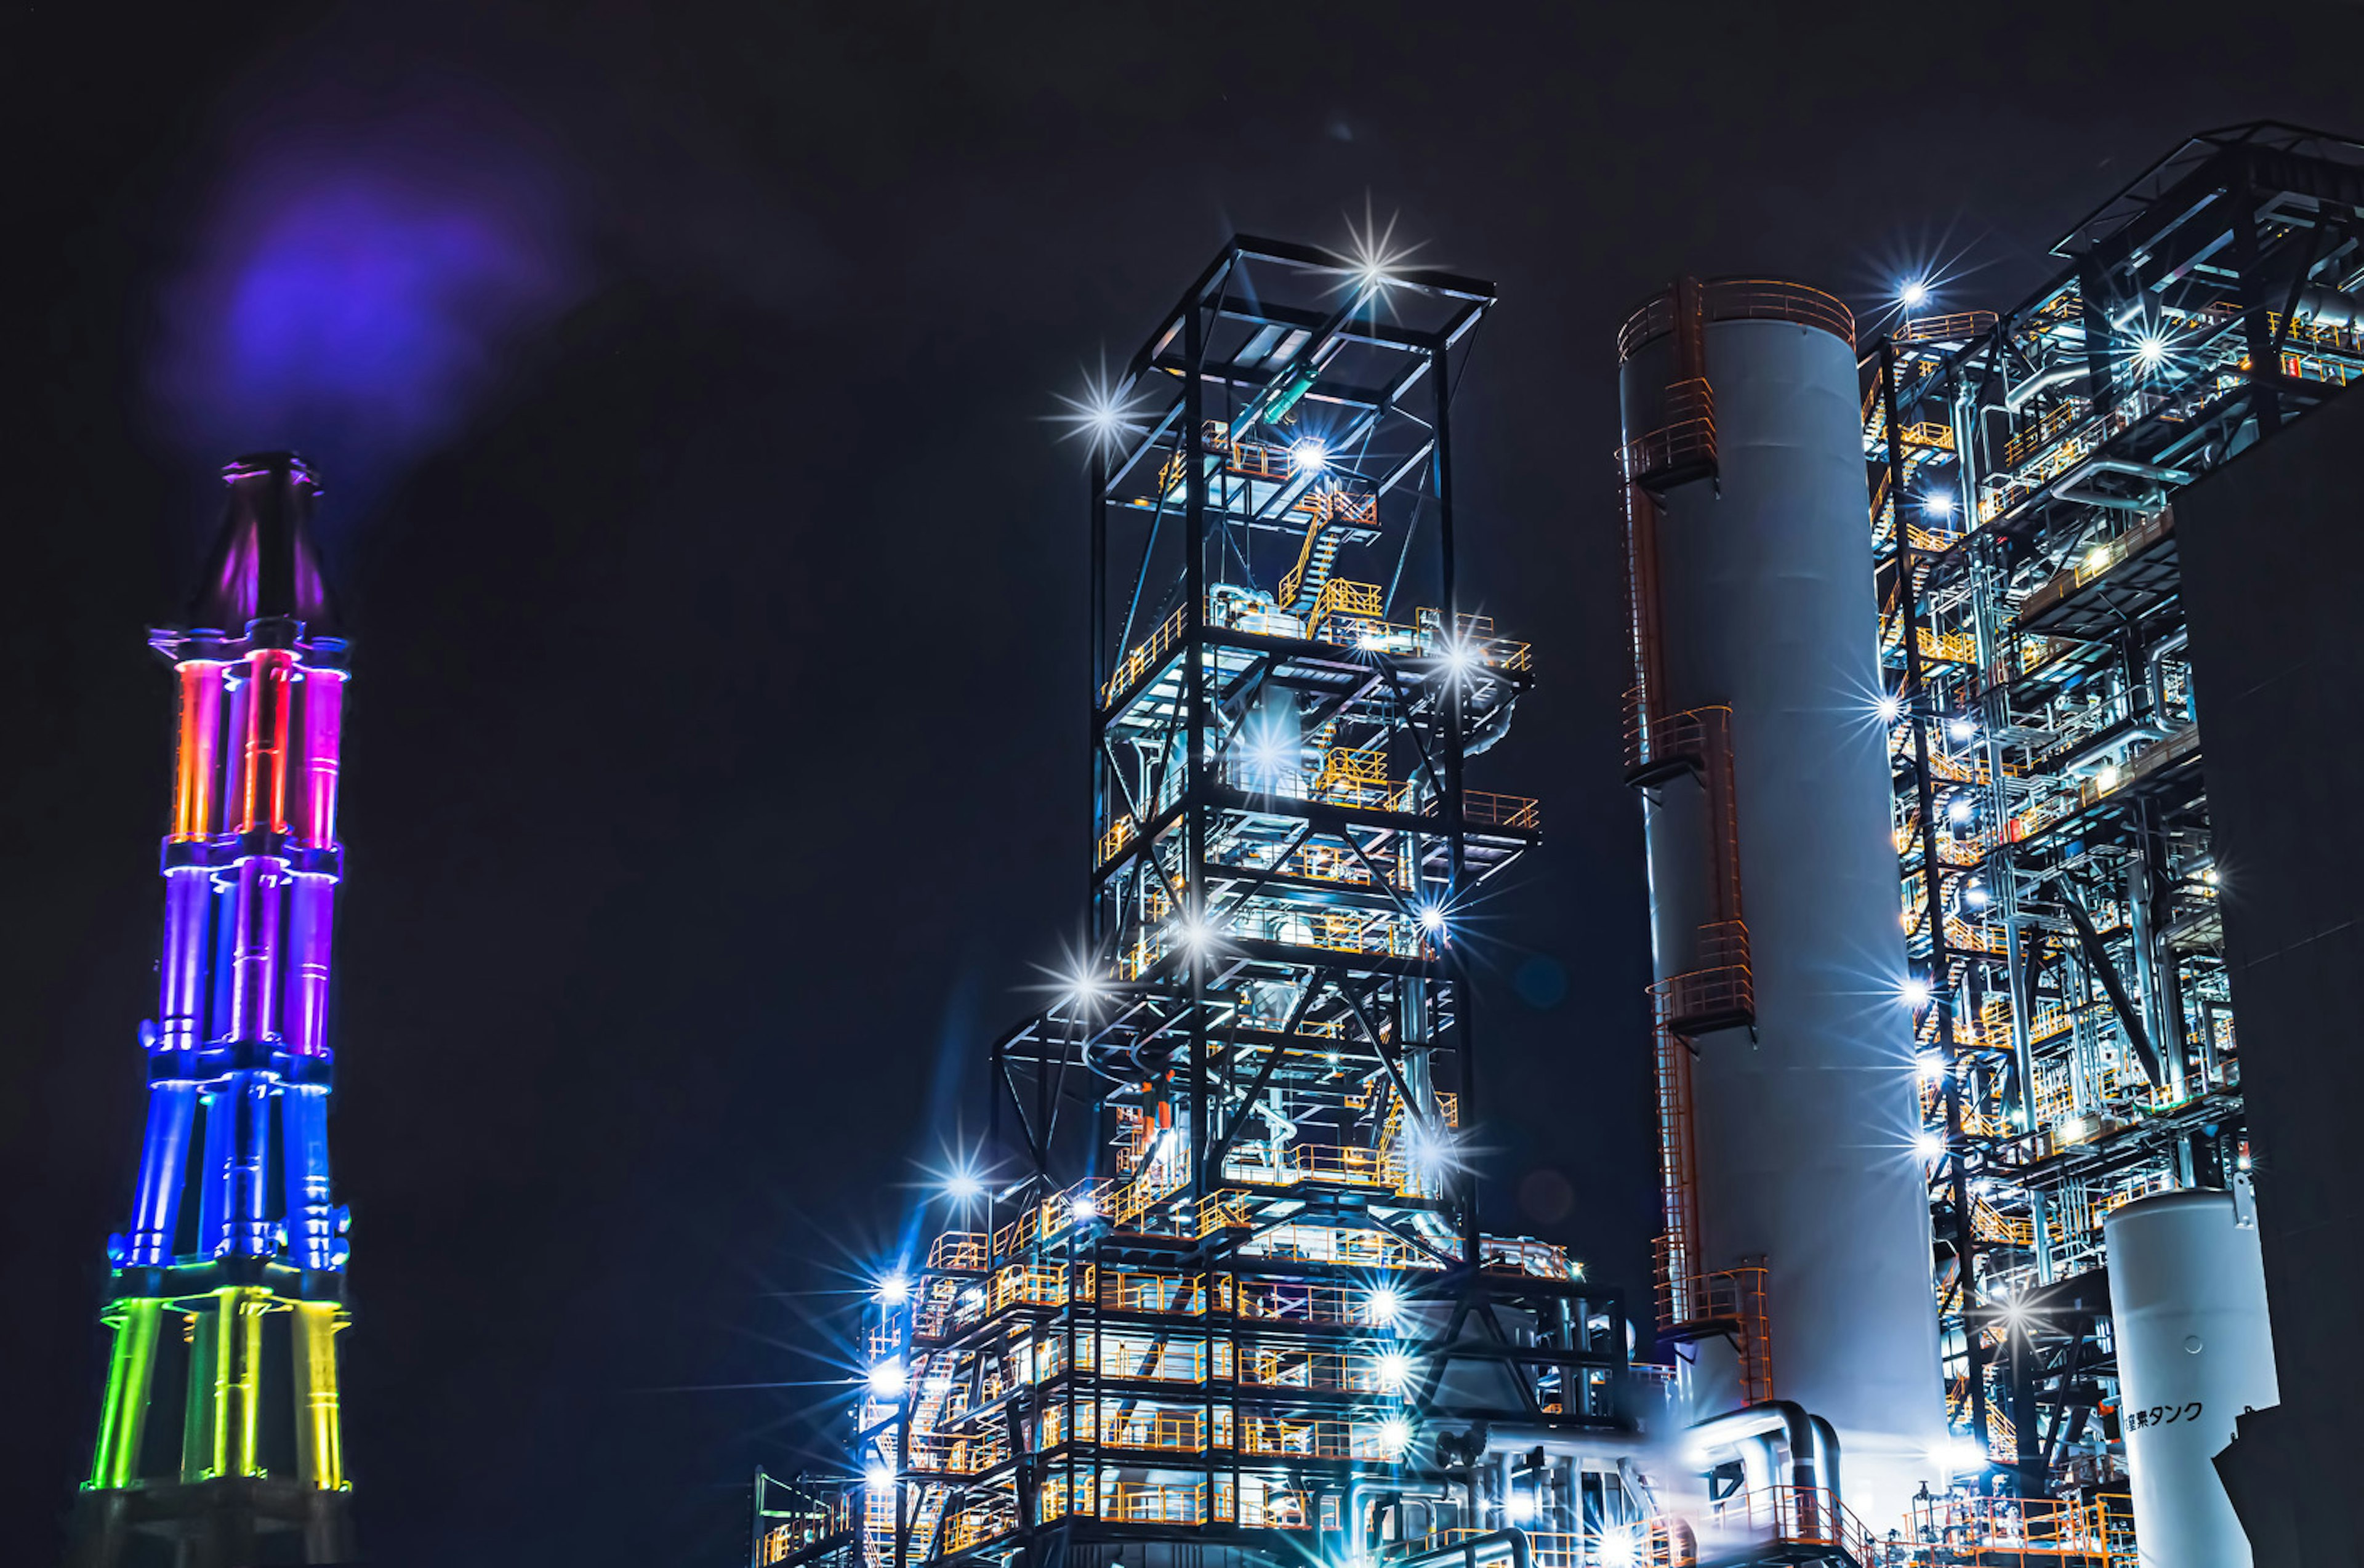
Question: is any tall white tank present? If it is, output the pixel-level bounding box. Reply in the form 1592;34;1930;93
1620;283;1947;1527
2105;1185;2278;1567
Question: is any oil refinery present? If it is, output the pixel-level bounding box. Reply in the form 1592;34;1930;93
50;119;2364;1568
747;123;2364;1568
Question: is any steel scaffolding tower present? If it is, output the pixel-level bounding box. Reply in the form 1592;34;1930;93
757;239;1655;1568
71;455;357;1567
1860;123;2364;1506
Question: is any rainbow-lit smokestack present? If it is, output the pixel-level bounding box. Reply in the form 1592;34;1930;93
73;454;356;1566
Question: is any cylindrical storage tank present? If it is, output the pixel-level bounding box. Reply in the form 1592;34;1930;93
2105;1186;2278;1567
1618;279;1945;1527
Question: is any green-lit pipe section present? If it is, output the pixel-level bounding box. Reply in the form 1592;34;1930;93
87;1298;163;1490
181;1294;227;1484
231;1288;266;1478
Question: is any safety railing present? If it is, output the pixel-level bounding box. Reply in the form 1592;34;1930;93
2018;507;2176;625
938;1504;1019;1556
1310;574;1384;629
1221;1139;1409;1194
1902;1490;2138;1565
1918;624;1979;665
2002;390;2089;469
1701;1485;1876;1561
1314;744;1391;805
1618;278;1856;360
1242;1218;1443;1271
1096;813;1136;866
928;1232;987;1272
1618;377;1718;489
1103;604;1188;708
1972;1194;2037;1247
1478;1236;1580;1281
1650;920;1755;1037
1894;309;1999;345
1406;1524;1693;1568
1454;789;1542;830
1655;1266;1772;1402
1623;697;1732;779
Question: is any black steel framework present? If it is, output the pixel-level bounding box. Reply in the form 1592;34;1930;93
757;239;1656;1568
1861;122;2364;1509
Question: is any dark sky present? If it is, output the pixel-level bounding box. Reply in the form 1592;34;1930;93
10;2;2364;1562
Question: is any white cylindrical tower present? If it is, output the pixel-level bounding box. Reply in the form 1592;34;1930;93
2105;1186;2278;1567
1619;279;1947;1527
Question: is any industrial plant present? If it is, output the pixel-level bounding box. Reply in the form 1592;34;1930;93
747;123;2364;1568
54;121;2364;1568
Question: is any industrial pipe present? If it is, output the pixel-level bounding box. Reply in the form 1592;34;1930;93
1687;1400;1841;1527
2003;362;2086;412
2049;457;2193;511
1388;1528;1531;1568
125;1079;197;1268
2145;626;2192;729
2294;283;2364;329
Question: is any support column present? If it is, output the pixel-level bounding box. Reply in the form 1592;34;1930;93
182;1294;228;1482
88;1298;163;1489
292;1301;346;1489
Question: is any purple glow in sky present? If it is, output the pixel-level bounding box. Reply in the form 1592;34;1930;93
151;93;584;504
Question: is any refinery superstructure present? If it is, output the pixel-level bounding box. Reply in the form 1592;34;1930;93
1859;124;2360;1551
762;239;1685;1568
751;123;2364;1568
1616;122;2362;1564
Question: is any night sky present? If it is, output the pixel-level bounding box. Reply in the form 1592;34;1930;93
10;3;2363;1561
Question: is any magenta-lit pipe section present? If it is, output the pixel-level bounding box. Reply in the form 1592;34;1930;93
281;876;336;1056
281;665;344;1056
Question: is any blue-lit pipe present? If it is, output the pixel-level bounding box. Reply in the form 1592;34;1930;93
226;1072;274;1258
281;1083;334;1270
196;1086;232;1259
126;1079;199;1267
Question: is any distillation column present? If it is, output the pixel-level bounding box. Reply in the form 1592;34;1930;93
1619;280;1947;1524
72;454;356;1567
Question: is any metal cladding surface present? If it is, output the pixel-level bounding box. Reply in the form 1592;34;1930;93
2105;1186;2278;1567
1623;310;1947;1519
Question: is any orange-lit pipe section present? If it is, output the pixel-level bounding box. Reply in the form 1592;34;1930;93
171;662;224;842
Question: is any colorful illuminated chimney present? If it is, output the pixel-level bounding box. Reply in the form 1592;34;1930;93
71;454;356;1566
